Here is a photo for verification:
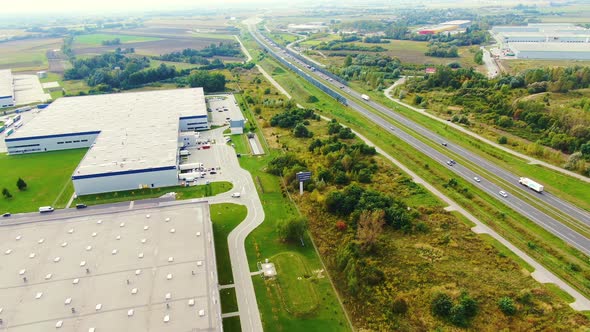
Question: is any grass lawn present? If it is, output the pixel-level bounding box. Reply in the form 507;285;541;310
0;149;87;213
74;33;161;46
210;203;248;285
73;181;233;206
230;134;250;155
220;287;239;314
273;252;320;316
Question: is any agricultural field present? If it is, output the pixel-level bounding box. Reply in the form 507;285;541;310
501;58;590;75
73;33;162;46
0;149;87;214
0;37;62;72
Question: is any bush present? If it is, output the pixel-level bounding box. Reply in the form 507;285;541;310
498;296;516;315
432;293;453;317
498;136;508;144
391;297;408;314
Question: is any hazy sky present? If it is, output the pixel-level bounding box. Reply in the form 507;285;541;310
4;0;291;14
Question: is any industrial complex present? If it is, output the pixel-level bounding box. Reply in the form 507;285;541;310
491;23;590;60
0;69;15;108
5;88;210;195
0;201;222;331
417;20;471;35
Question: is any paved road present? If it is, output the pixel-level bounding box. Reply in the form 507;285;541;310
481;46;500;78
249;28;590;256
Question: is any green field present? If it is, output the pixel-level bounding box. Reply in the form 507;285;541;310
74;33;161;46
273;252;320;316
0;149;87;213
222;316;241;332
73;181;233;206
0;37;61;72
220;287;239;314
211;203;248;285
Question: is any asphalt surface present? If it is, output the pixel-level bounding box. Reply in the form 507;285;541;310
250;27;590;257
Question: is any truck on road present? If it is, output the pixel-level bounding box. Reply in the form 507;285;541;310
519;177;544;193
361;94;370;101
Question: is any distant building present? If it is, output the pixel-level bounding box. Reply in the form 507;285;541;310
286;23;328;33
230;119;245;135
491;23;590;60
37;71;47;79
0;69;15;108
5;88;209;195
441;20;472;28
425;67;437;74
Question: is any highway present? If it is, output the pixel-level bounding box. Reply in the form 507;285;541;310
249;25;590;256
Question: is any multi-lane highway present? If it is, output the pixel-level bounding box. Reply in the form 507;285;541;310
249;25;590;256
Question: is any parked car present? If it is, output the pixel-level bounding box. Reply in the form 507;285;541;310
210;170;217;174
39;206;54;213
75;204;87;209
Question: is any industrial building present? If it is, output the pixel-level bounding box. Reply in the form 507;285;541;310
4;88;209;195
0;201;222;331
0;69;15;108
491;23;590;60
418;20;471;35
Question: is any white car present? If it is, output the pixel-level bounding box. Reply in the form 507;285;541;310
231;192;241;198
473;177;481;182
499;191;508;198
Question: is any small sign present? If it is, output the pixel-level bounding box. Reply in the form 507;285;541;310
297;171;312;182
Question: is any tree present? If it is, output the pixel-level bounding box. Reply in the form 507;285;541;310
16;178;27;191
498;136;508;144
344;55;353;67
293;123;312;138
277;217;308;242
432;293;453;317
2;188;12;199
498;296;516;315
357;209;385;252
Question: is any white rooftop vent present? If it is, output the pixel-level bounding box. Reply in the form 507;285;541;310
64;297;72;305
112;249;118;255
54;257;61;262
5;249;12;255
73;278;79;284
146;214;151;218
196;232;201;237
116;235;121;240
92;232;97;237
138;252;144;259
169;228;176;233
120;222;125;227
86;246;92;251
167;274;173;280
144;226;149;230
61;242;68;247
89;328;95;332
135;269;141;275
197;261;203;267
168;256;174;262
163;314;170;323
95;303;102;311
131;288;138;295
38;238;45;244
165;217;170;222
29;253;36;258
141;238;147;244
15;235;22;241
97;220;102;224
128;309;134;317
199;309;205;317
165;293;171;300
56;320;63;328
35;292;43;299
188;299;195;306
80;261;86;267
19;269;26;275
68;228;74;234
45;273;53;280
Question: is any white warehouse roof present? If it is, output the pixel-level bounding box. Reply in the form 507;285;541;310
0;69;13;98
9;88;207;176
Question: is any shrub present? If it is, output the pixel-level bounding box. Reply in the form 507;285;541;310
498;296;516;315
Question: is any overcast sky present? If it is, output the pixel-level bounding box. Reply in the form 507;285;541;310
4;0;300;14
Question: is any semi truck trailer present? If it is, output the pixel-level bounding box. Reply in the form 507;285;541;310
519;177;544;193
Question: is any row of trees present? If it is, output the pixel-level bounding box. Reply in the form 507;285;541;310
155;43;242;63
2;178;27;200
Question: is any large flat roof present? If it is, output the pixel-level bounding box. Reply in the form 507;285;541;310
9;88;206;176
511;42;590;52
0;69;13;98
0;201;221;331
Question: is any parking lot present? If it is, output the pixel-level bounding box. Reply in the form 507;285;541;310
206;94;245;127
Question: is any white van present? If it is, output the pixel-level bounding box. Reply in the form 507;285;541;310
39;206;54;213
231;192;241;198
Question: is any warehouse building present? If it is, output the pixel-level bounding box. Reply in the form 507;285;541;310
0;69;15;108
491;23;590;59
4;88;209;195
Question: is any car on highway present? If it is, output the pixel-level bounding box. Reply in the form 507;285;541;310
499;191;508;198
2;212;11;217
473;177;481;182
38;206;54;213
441;142;448;146
75;204;87;209
447;160;453;166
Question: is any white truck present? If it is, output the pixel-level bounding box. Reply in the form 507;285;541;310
519;177;544;193
361;94;370;101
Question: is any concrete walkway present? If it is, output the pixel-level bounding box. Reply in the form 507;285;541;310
384;79;590;184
